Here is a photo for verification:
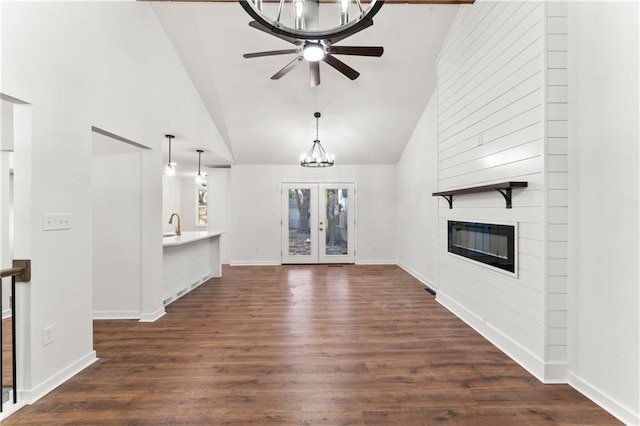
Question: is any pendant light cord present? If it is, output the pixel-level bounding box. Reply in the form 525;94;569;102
315;111;321;141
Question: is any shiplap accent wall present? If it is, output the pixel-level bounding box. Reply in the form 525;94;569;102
435;0;550;379
545;1;568;379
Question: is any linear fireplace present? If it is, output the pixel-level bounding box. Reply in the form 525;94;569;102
448;221;516;274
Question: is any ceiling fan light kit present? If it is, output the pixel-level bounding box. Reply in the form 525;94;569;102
302;42;325;62
240;0;385;86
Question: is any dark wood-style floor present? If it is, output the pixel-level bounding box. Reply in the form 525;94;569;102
4;265;619;424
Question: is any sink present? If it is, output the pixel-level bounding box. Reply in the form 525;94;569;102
163;232;176;238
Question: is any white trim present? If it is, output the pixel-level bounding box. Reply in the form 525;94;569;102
229;261;280;266
356;260;396;265
2;308;12;320
543;362;568;384
569;372;639;426
397;262;438;291
0;400;26;420
20;351;98;407
437;291;548;382
138;307;165;323
93;311;141;320
162;276;209;308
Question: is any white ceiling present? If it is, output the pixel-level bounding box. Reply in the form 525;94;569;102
152;2;459;170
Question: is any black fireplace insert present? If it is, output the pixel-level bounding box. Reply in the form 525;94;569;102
448;220;516;273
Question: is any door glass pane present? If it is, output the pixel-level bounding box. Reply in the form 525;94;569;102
325;188;348;255
288;189;311;255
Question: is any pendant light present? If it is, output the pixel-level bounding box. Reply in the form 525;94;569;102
301;112;334;168
164;134;176;177
195;149;207;187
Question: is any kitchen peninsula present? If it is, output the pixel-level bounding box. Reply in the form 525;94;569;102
162;231;223;306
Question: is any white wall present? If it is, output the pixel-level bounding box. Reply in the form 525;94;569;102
1;1;229;405
180;177;200;232
229;165;397;265
1;100;13;317
567;2;639;423
543;0;571;381
162;176;182;235
206;169;231;264
92;149;142;319
397;94;439;289
435;0;547;378
162;169;231;264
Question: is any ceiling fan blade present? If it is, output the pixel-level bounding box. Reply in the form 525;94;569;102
322;54;360;80
248;21;301;46
244;49;300;59
310;61;320;87
329;46;384;57
271;56;303;80
327;19;374;45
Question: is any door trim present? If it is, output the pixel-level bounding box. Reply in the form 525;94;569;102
280;181;357;265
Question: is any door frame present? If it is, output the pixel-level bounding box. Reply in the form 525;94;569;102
280;181;357;264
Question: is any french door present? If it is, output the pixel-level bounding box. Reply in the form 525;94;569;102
281;183;355;264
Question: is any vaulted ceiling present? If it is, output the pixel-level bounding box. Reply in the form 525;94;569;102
151;1;461;169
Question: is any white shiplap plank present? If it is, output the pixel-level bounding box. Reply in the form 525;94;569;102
439;119;542;166
438;156;542;190
437;0;549;377
439;2;541;101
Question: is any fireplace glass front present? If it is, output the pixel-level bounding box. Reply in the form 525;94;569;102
448;221;515;273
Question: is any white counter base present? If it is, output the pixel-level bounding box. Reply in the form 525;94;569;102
162;231;222;306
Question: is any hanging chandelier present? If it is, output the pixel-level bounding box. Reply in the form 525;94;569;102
301;112;334;168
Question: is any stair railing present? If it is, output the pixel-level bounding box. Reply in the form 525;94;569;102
0;259;30;412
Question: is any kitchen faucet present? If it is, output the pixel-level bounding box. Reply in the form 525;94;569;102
169;213;181;236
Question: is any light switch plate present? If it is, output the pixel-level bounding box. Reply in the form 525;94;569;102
43;214;71;231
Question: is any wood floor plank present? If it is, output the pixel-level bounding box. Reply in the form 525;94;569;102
4;265;620;424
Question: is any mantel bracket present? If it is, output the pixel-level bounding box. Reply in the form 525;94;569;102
439;195;453;209
495;188;513;209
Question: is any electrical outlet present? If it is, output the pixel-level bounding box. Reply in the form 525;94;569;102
42;325;55;346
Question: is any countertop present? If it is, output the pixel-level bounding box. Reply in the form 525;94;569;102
162;231;223;247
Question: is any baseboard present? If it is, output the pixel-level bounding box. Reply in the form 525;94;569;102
162;275;211;308
139;307;165;323
355;260;396;265
2;308;11;320
436;291;548;382
93;310;141;320
22;351;98;406
230;261;281;266
397;262;438;292
569;372;639;425
544;362;568;383
0;400;26;420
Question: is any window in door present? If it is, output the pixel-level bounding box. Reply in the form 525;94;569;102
281;183;355;264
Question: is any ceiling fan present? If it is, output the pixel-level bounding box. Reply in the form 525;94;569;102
240;0;385;86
